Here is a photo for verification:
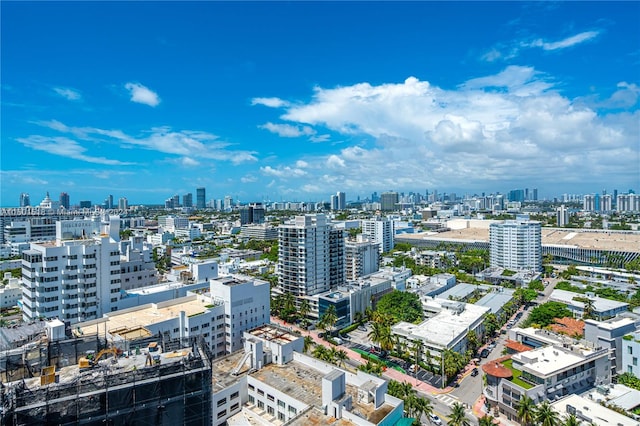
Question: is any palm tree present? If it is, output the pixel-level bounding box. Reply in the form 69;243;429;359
319;305;338;337
562;414;579;426
515;395;536;426
368;322;386;349
448;401;470;426
335;349;348;367
353;311;364;325
413;396;432;423
299;298;311;322
303;335;315;354
410;340;423;377
312;345;327;360
535;401;560;426
478;415;496;426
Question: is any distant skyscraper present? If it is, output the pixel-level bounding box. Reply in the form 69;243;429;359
601;194;612;212
79;200;92;209
490;219;541;271
380;191;399;211
223;196;233;212
583;194;595;211
183;193;193;208
59;192;70;209
196;187;206;209
508;189;525;203
19;193;30;207
556;205;569;227
533;188;538;201
118;197;128;210
171;194;180;208
337;191;346;210
594;193;601;212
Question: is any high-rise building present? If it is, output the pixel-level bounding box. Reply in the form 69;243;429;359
380;191;399;211
239;203;265;225
223;196;233;212
183;192;193;208
617;193;640;212
532;188;538;201
490;219;542;272
583;194;595;212
59;192;70;209
345;237;380;280
556;205;569;227
19;193;30;207
361;217;394;254
196;187;206;209
118;197;128;210
594;193;601;212
601;194;612;212
508;189;525;203
277;214;345;298
79;200;92;209
21;235;121;323
336;191;346;210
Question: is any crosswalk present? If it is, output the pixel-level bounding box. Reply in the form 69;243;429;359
434;393;459;406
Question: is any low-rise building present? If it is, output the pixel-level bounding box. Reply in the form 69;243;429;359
549;289;629;320
392;299;489;367
0;272;22;309
550;393;640;426
585;317;637;375
483;344;611;423
621;330;640;377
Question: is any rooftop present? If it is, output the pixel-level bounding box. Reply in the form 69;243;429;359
549;289;629;312
211;350;253;390
247;324;300;345
513;345;603;378
392;299;489;349
399;226;640;252
475;289;515;314
550;394;640;426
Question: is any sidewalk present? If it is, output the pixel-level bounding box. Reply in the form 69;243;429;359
269;316;454;395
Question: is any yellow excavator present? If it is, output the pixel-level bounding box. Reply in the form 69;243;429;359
79;347;121;369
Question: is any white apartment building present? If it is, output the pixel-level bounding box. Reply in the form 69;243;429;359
345;236;380;281
617;193;640;212
208;275;271;353
361;217;394;254
483;344;611;422
119;237;158;291
278;214;345;298
21;235;121;324
0;272;22;309
489;219;542;271
551;394;640;426
157;215;189;232
621;330;640;377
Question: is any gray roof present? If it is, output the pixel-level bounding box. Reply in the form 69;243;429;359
475;289;515;314
438;283;477;301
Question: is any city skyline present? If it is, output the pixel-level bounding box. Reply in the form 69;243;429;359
2;2;639;205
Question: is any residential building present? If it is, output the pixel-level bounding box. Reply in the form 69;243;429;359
550;394;640;426
489;219;542;271
239;203;265;225
117;197;128;210
584;194;596;212
239;224;278;241
549;289;629;320
391;299;489;368
19;193;30;208
59;192;70;210
617;193;640;212
361;216;394;254
483;344;611;422
0;272;22;309
331;191;346;210
556;204;569;226
584;318;637;374
183;192;193;208
277;214;345;298
380;191;399;211
196;187;206;209
21;235;121;324
621;330;640;377
118;236;158;291
345;236;380;281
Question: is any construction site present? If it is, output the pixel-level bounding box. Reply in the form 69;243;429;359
0;332;214;425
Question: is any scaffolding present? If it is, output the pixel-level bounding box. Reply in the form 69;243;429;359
1;335;213;426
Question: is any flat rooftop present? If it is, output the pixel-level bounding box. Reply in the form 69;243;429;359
550;289;629;311
399;227;640;252
550;394;640;426
513;345;596;377
476;289;515;314
247;324;299;345
211;350;252;390
393;300;489;348
75;296;219;337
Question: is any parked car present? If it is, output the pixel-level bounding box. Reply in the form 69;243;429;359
471;368;479;377
480;349;490;358
428;413;443;425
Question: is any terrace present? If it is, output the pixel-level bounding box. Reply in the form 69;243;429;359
502;359;534;389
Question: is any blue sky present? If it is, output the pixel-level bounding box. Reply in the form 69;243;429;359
2;1;639;206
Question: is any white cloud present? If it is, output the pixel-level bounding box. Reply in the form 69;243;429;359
251;97;290;108
124;82;161;107
258;122;316;138
53;87;82;101
529;31;599;51
240;174;258;183
29;121;258;165
251;67;638;197
16;135;134;165
295;160;309;168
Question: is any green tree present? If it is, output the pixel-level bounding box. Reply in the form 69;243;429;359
319;305;338;337
516;395;536;426
562;414;579;426
448;401;470;426
483;313;500;338
534;401;560;426
335;349;348;367
466;330;480;354
353;311;364;325
303;336;315;354
299;299;311;321
522;302;573;328
375;290;423;323
479;415;496;426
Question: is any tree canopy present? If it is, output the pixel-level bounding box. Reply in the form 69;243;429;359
522;301;573;328
375;291;423;323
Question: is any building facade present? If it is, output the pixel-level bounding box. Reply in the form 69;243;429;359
361;217;394;254
344;237;380;281
489;219;542;271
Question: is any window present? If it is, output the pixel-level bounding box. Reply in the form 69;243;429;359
231;403;239;411
258;401;264;409
217;397;226;407
217;410;227;419
634;357;638;366
257;389;264;396
267;406;274;415
278;400;285;409
278;412;285;421
248;384;255;391
288;406;297;415
231;391;239;399
267;394;274;402
629;366;633;374
249;395;255;404
628;346;633;354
